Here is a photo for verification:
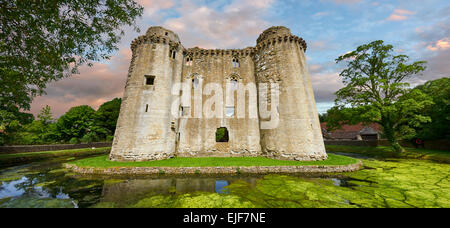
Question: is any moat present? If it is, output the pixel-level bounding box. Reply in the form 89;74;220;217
0;153;449;208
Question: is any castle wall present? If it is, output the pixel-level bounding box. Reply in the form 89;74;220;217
176;49;261;157
109;26;328;161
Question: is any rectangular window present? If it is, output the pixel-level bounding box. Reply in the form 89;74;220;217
226;106;235;117
145;75;155;85
181;106;190;116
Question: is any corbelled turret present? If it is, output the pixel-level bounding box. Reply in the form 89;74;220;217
254;26;327;161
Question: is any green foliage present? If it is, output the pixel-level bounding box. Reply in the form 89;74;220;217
69;138;80;145
106;135;114;142
318;113;328;123
331;40;433;152
0;105;35;145
93;98;121;138
0;1;143;111
37;105;54;125
2;98;122;145
414;77;450;140
56;105;96;141
80;132;99;143
216;127;228;142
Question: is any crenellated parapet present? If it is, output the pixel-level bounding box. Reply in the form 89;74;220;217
256;26;307;51
130;26;183;51
183;47;256;57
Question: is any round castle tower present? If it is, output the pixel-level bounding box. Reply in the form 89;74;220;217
254;26;327;161
109;26;184;161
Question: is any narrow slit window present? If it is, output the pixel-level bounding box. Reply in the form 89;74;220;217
172;50;176;59
192;77;199;89
145;104;149;112
232;58;239;68
230;78;238;90
145;75;155;85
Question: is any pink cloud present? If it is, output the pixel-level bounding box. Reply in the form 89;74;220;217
163;0;276;49
29;0;277;117
387;9;415;21
426;38;450;51
324;0;361;4
29;48;131;117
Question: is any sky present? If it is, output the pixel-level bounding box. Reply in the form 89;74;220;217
29;0;450;117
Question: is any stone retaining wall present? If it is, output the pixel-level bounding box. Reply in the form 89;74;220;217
63;161;362;175
325;139;450;151
324;140;379;147
0;142;112;154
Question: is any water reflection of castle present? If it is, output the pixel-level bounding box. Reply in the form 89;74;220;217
99;176;259;203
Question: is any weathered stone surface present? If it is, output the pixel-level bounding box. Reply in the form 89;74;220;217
110;26;327;161
64;161;362;175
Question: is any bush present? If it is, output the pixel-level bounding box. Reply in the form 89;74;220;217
81;132;99;143
106;135;114;142
69;137;80;144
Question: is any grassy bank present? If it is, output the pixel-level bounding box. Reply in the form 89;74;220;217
0;147;111;166
326;145;450;163
69;154;358;168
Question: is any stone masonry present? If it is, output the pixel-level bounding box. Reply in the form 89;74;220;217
109;26;327;162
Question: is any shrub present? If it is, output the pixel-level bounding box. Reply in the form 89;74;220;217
106;135;114;142
69;137;80;144
81;132;99;143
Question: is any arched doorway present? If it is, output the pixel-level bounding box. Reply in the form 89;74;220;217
216;127;229;142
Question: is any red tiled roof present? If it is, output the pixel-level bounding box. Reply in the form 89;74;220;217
320;122;380;132
320;122;381;140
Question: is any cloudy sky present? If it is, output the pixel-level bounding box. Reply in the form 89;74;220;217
29;0;450;117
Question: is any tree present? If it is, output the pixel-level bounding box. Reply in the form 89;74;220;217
0;0;143;111
331;40;433;153
37;105;54;125
414;77;450;140
93;98;121;138
0;105;34;145
56;105;96;141
319;113;328;123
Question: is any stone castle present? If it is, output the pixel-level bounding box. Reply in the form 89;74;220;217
109;26;327;162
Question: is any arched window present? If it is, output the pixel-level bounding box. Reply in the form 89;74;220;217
216;127;229;142
186;57;193;66
191;74;200;89
169;49;176;59
230;78;238;90
232;57;239;68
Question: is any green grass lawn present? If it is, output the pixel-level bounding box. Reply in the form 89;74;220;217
69;153;358;168
0;147;111;165
326;145;450;163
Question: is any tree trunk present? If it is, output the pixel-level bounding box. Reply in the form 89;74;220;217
381;120;405;154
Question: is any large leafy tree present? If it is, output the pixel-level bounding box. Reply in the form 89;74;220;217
56;105;96;141
414;77;450;140
0;0;143;111
93;98;121;137
330;40;433;153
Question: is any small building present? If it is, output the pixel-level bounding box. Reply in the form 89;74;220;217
321;123;380;141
